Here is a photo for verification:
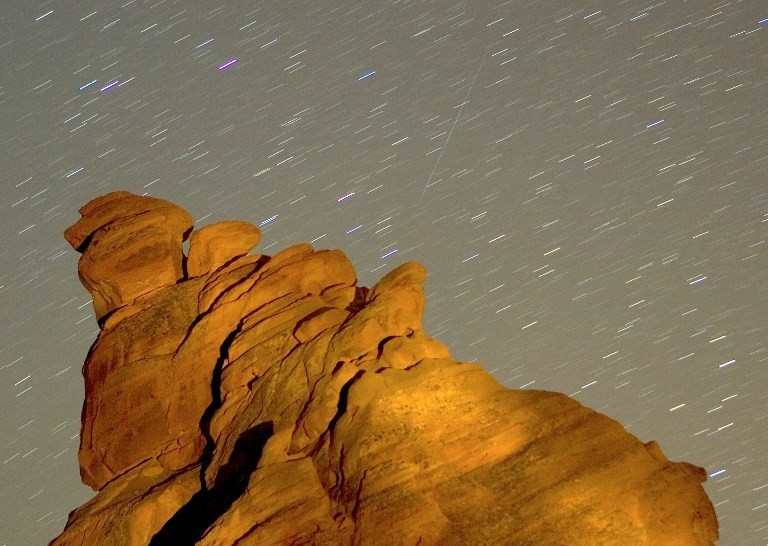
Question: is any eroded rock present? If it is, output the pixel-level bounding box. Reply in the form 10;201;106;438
52;192;718;546
64;191;193;320
186;220;262;278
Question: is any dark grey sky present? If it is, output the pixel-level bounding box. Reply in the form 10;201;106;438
1;1;766;544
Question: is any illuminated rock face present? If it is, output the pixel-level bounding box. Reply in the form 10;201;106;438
52;192;719;546
63;191;194;321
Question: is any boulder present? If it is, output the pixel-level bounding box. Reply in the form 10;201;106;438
64;191;193;320
186;220;262;278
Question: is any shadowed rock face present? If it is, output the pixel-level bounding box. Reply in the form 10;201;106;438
52;192;718;546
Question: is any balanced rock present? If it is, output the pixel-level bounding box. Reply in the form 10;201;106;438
63;191;193;320
52;192;718;545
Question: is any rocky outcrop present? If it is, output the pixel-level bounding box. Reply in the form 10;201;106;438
63;191;193;321
52;192;719;545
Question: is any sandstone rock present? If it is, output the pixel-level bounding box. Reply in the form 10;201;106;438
52;459;200;546
64;191;193;320
186;220;262;278
76;278;208;490
52;192;718;545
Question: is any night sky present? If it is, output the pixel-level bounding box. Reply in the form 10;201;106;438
1;1;766;544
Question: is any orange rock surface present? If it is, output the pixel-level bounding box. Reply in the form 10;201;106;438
63;191;193;321
186;220;262;278
52;192;718;545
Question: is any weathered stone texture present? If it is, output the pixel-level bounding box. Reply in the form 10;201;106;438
64;191;193;320
52;192;718;546
186;220;262;278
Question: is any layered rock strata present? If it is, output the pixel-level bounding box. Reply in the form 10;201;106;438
52;192;719;545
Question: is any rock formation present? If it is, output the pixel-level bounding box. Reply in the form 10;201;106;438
52;191;719;545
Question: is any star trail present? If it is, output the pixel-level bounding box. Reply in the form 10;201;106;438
0;1;766;544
